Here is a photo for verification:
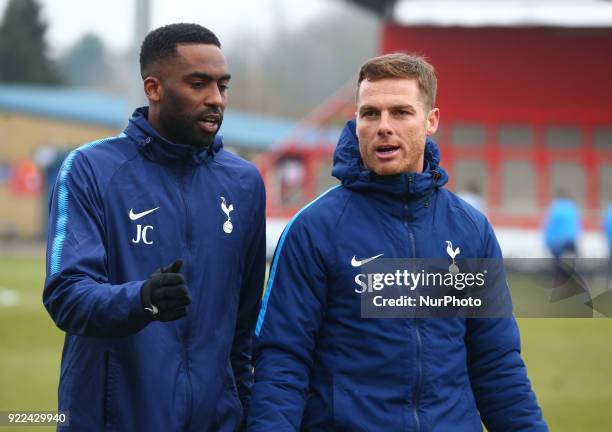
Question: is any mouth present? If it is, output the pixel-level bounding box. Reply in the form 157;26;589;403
198;114;221;134
375;144;400;161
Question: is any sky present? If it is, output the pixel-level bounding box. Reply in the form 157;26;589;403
0;0;335;56
2;0;611;57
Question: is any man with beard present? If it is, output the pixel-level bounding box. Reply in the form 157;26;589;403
44;24;265;431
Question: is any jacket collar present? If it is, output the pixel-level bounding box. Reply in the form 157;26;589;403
331;119;448;200
124;107;223;166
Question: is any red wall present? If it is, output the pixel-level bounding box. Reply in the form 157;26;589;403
381;26;612;123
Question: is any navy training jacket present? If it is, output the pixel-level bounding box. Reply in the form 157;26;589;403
43;108;266;431
248;120;547;431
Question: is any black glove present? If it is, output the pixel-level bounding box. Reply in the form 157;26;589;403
140;259;191;322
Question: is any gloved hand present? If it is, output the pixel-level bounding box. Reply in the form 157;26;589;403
140;259;191;321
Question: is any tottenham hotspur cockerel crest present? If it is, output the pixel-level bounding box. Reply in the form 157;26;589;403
220;196;234;234
446;240;460;274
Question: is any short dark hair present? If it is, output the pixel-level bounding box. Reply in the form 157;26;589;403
357;53;437;109
140;23;221;78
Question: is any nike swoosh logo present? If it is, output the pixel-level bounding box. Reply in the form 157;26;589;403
129;207;160;221
351;253;384;267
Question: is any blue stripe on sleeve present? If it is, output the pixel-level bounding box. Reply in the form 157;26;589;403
49;133;126;276
254;185;341;336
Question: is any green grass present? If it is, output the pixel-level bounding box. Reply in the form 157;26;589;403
518;318;612;431
0;256;63;431
0;256;611;430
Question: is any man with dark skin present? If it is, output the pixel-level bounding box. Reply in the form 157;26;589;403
144;43;230;148
44;24;265;431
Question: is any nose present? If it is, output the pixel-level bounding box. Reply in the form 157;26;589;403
205;84;225;109
377;112;393;137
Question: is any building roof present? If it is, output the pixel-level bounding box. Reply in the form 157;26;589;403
0;84;127;128
394;0;612;27
344;0;396;16
0;84;298;151
345;0;612;27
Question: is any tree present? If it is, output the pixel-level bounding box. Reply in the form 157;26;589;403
225;3;379;117
0;0;61;84
59;33;110;87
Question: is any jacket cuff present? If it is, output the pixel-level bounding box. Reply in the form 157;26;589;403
127;280;152;332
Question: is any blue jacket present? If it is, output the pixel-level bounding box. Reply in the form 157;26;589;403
44;108;266;431
603;204;612;247
248;120;547;431
544;198;581;256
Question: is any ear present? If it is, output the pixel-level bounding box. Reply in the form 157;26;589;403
144;76;162;102
426;107;440;136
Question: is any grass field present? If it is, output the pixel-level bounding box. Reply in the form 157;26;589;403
1;255;611;431
0;256;63;431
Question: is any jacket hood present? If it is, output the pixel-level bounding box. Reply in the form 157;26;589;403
125;107;223;165
332;119;448;198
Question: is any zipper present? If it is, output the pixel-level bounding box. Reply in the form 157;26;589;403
178;173;193;264
177;172;193;428
406;211;422;432
408;174;414;193
413;320;423;432
103;351;113;429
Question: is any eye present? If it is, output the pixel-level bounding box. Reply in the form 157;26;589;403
361;110;378;118
191;81;206;89
394;109;411;116
219;83;230;92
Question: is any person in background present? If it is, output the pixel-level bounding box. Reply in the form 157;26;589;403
603;201;612;286
43;23;265;431
458;180;486;214
544;189;581;258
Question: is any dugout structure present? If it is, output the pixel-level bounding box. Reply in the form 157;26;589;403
257;22;612;231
